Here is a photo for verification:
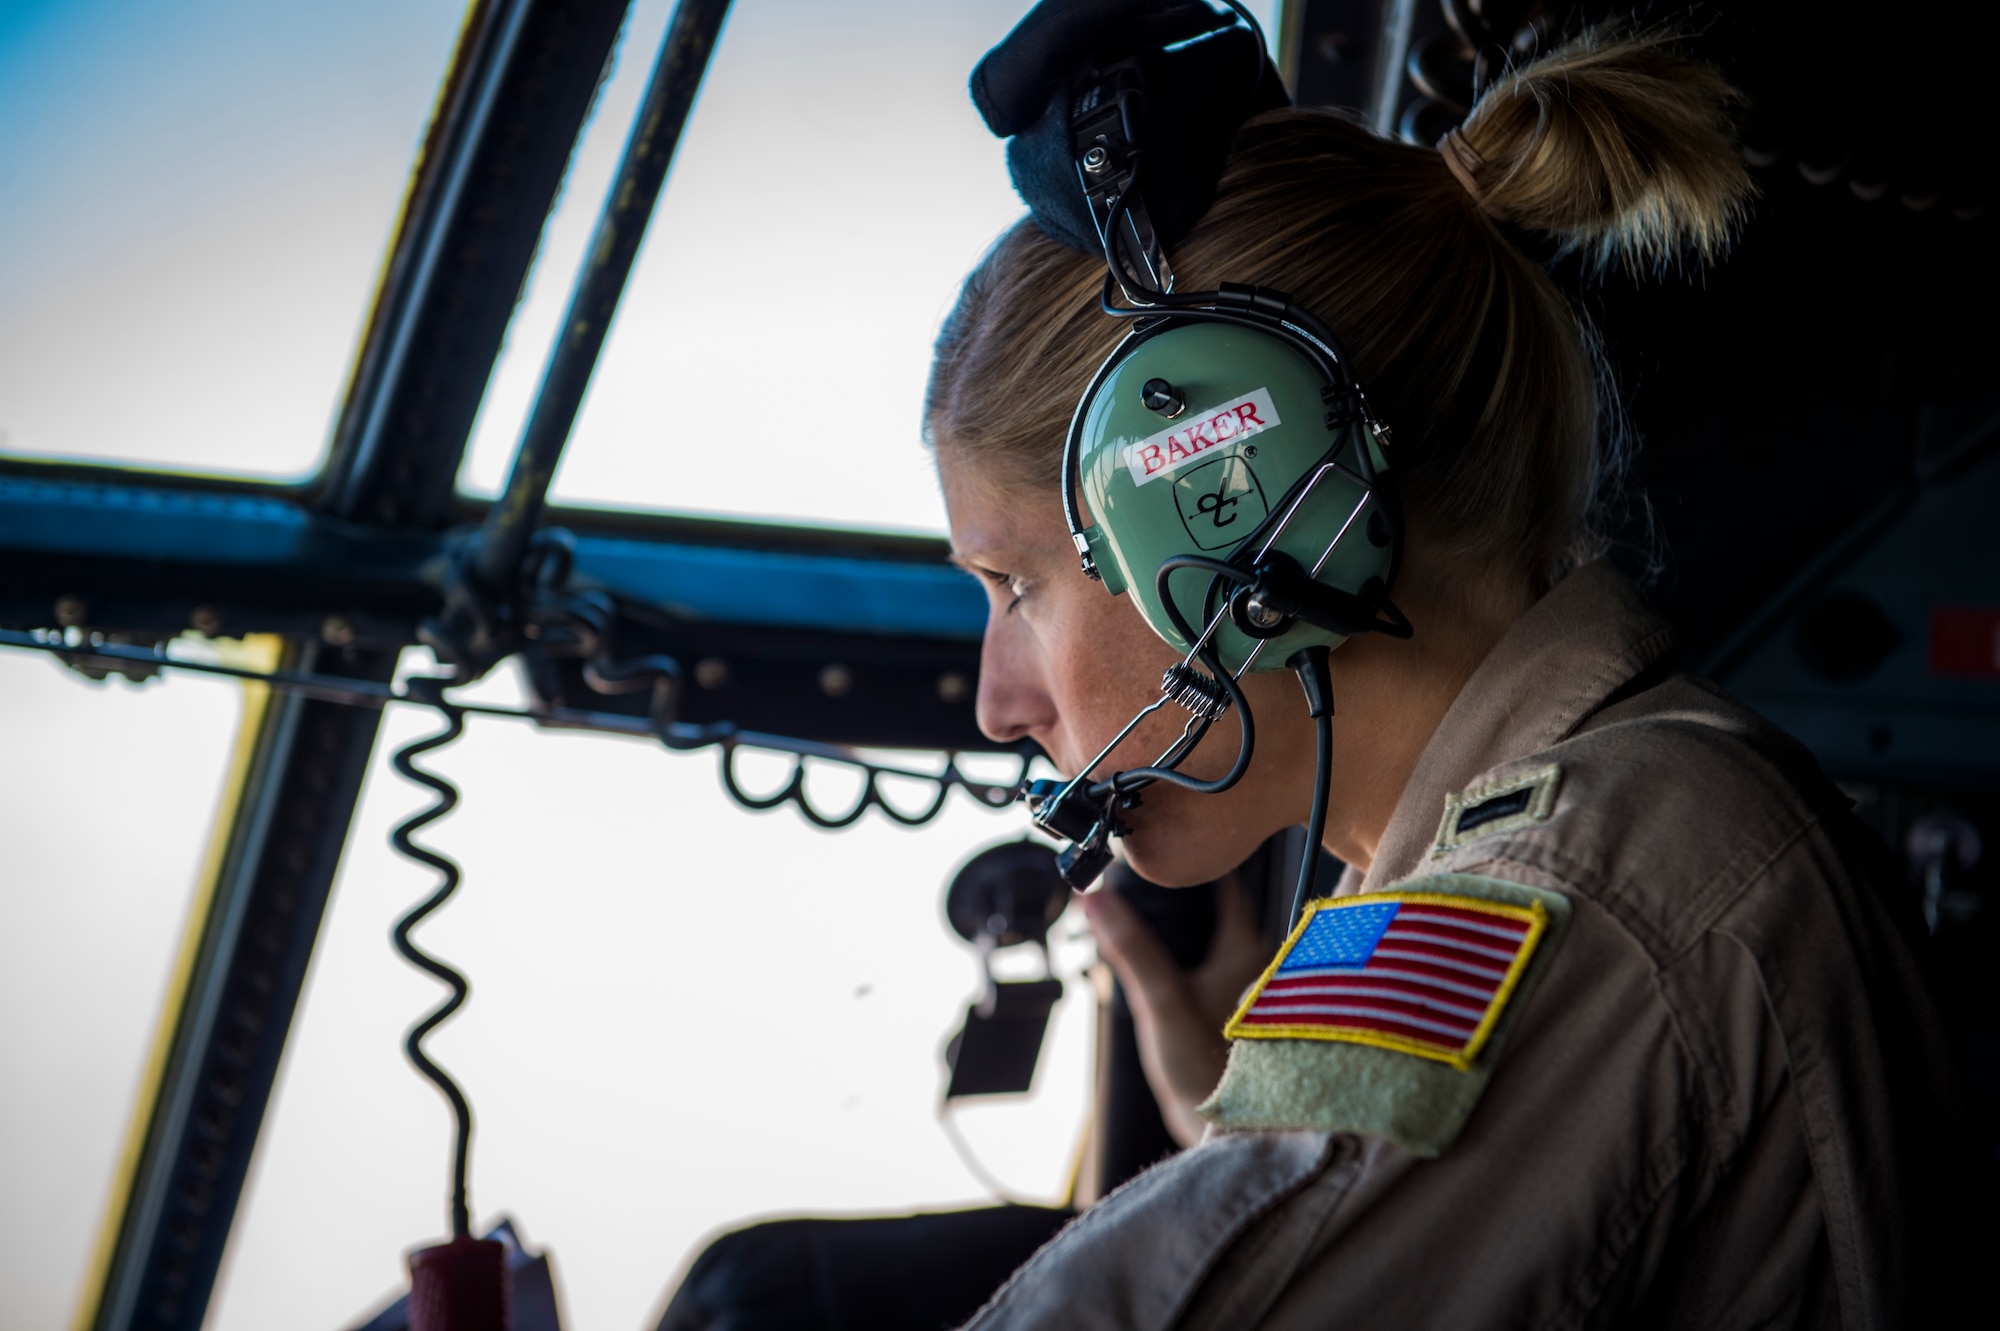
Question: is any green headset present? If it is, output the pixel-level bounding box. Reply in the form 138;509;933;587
1004;3;1412;918
1064;296;1408;669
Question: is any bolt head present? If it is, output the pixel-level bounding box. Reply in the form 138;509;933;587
819;663;854;698
1082;146;1109;172
937;670;972;704
694;657;730;690
54;594;87;627
190;604;224;636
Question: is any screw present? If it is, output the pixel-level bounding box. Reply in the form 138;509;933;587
937;671;972;704
694;657;730;690
190;605;224;636
54;594;87;627
321;615;356;647
819;663;854;698
1141;378;1186;418
1083;146;1109;173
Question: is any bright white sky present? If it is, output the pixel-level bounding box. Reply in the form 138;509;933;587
0;648;1095;1331
0;1;1281;1327
469;0;1280;535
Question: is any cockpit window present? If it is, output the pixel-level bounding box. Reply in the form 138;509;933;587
201;653;1092;1331
454;0;1038;535
0;642;269;1329
0;0;464;481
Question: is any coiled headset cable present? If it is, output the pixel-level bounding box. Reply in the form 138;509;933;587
388;678;478;1240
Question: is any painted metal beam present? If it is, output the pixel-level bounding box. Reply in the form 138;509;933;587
0;470;985;645
477;0;733;590
58;3;675;1325
321;0;638;527
81;647;396;1331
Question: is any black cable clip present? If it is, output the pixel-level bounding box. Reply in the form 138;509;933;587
1319;382;1364;429
1215;281;1292;316
1228;553;1414;642
1073;61;1175;299
1024;777;1124;889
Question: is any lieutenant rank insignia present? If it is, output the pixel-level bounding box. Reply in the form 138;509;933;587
1225;892;1549;1071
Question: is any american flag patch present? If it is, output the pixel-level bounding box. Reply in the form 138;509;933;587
1225;892;1548;1070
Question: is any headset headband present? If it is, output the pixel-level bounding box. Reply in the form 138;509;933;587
975;3;1409;896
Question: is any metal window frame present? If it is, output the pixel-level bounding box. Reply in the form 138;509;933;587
2;4;984;1327
59;0;650;1321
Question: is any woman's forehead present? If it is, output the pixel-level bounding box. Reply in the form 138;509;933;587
940;450;1066;560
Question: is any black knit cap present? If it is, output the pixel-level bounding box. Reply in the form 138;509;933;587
970;0;1290;256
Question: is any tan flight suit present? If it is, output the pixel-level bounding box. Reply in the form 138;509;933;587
963;562;1979;1330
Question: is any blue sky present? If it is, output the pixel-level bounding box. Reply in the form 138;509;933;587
0;0;462;304
0;0;465;476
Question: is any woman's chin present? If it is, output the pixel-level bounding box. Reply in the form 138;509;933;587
1116;814;1263;888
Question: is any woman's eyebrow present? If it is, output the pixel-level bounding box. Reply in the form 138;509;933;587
950;554;1013;586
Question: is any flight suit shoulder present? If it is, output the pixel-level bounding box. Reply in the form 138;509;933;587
1200;676;1836;1159
1426;679;1844;964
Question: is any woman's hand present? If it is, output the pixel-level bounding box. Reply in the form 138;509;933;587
1081;876;1274;1148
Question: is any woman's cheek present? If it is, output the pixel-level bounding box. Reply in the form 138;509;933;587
1055;618;1155;763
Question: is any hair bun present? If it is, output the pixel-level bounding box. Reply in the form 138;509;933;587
1452;28;1756;272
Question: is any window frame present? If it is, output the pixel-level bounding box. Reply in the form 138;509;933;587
1;6;978;1329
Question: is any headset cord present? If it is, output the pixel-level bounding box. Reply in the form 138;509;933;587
1287;646;1334;931
389;684;476;1240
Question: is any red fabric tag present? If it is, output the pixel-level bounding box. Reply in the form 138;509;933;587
1930;608;2000;679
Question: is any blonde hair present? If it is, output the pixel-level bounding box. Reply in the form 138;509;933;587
927;29;1753;589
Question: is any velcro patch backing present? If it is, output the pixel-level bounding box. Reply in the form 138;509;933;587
1202;875;1570;1156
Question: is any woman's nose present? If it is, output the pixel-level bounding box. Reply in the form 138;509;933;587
974;619;1057;745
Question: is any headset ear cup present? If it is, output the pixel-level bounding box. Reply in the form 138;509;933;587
1082;524;1128;596
1071;318;1399;671
1367;461;1405;590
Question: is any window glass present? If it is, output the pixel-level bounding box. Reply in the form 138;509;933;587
207;655;1092;1331
458;0;1280;535
0;0;465;479
0;643;262;1330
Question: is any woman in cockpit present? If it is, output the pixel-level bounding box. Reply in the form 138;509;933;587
926;9;1976;1327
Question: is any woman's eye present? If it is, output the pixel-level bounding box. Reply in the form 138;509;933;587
981;569;1029;613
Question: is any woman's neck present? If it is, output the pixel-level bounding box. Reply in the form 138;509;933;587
1318;556;1538;872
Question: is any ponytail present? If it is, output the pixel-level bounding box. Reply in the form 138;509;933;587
930;28;1752;589
1448;28;1755;272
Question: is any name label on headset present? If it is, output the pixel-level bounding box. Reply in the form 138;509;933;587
1124;388;1281;488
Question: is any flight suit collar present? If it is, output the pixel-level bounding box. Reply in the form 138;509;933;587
1355;561;1677;893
